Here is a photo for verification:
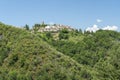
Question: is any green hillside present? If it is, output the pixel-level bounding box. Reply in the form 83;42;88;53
0;23;93;80
0;22;120;80
38;26;120;79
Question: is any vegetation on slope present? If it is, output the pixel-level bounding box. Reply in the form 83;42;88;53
39;28;120;79
1;22;120;80
0;23;93;80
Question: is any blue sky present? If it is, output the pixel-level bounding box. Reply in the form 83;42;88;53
0;0;120;30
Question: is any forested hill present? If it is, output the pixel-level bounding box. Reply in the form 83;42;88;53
1;22;120;80
0;23;92;80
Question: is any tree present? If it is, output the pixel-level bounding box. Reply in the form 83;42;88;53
46;32;52;39
79;29;83;34
59;29;69;40
24;24;29;30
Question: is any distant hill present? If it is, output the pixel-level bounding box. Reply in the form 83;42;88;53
1;22;120;80
0;23;92;80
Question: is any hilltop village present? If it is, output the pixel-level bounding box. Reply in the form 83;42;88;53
38;24;74;32
25;22;75;33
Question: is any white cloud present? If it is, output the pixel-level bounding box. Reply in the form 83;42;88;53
102;26;118;31
97;19;102;23
86;25;99;32
86;25;118;32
